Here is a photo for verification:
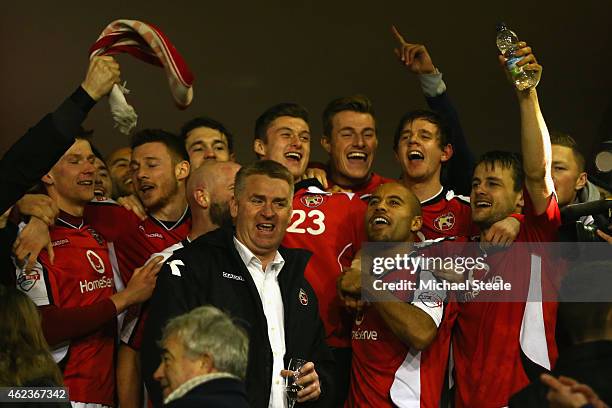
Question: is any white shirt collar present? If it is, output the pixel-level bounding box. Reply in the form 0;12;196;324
233;236;285;276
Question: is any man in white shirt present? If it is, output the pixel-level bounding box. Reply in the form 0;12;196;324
141;160;333;408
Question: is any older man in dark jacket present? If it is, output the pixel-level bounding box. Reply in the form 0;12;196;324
142;160;334;408
154;306;250;408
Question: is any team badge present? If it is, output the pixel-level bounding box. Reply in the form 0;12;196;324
300;194;324;208
86;250;105;274
17;271;40;292
418;292;443;308
298;288;309;305
433;212;455;231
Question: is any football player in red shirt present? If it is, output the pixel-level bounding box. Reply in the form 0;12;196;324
452;45;562;408
88;130;192;408
85;130;191;284
319;95;394;197
122;160;241;346
16;130;194;408
15;137;161;407
253;102;366;404
391;28;520;244
393;108;473;240
338;182;452;407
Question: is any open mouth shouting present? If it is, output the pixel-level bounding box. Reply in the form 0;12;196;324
256;222;276;232
408;150;425;161
284;151;302;163
347;151;368;162
369;215;391;230
474;199;493;209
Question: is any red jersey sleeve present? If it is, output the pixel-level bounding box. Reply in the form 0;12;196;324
40;300;117;347
522;188;561;242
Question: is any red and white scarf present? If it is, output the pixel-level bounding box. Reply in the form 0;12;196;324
89;19;195;134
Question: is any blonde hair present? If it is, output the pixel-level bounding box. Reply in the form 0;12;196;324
0;286;63;386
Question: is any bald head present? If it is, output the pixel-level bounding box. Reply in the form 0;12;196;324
366;182;422;242
187;161;241;227
375;183;421;215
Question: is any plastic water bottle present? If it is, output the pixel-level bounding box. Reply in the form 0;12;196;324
496;23;539;90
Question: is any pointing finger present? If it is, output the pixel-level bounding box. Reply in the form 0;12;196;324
391;25;407;45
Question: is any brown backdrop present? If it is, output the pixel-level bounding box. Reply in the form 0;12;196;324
1;0;611;179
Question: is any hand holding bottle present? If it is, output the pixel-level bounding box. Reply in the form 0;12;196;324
496;23;542;90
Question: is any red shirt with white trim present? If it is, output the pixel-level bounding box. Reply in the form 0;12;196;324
120;238;190;348
16;213;116;406
346;239;453;408
84;200;190;349
84;199;191;284
418;187;473;241
453;190;561;408
282;180;366;348
388;186;471;406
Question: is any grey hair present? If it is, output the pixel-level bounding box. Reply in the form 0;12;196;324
161;306;249;379
234;160;294;200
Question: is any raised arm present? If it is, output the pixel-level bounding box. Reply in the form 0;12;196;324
392;25;475;195
503;44;554;214
0;56;119;214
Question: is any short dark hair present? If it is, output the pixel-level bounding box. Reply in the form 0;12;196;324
558;260;612;343
75;127;101;160
474;151;524;192
131;129;189;163
180;116;234;153
234;160;294;199
322;95;375;138
393;110;450;151
254;103;309;142
550;131;585;172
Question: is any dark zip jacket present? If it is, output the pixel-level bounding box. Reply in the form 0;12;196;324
141;226;335;408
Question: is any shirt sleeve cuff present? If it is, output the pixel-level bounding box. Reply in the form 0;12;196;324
418;68;447;97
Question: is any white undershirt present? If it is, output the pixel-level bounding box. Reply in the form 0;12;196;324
233;237;287;408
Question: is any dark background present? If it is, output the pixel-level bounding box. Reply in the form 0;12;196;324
1;0;610;178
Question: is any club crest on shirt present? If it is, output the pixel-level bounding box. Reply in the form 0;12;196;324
418;291;443;308
433;212;455;231
86;250;105;274
300;194;324;208
17;271;40;292
299;288;309;305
